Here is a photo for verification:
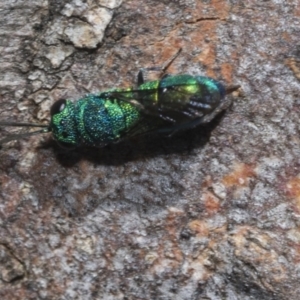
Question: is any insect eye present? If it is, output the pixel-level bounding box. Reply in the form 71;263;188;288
50;99;66;116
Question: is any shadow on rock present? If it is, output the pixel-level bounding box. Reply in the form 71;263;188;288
38;112;226;167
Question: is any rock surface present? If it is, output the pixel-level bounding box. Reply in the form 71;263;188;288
0;0;300;299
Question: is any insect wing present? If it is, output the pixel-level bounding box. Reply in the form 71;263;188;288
99;75;227;126
99;85;205;123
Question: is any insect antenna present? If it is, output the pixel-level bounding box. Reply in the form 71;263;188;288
0;121;50;146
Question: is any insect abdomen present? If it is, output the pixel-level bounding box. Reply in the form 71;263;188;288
158;75;225;110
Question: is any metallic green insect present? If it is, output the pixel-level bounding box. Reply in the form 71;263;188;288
0;53;238;148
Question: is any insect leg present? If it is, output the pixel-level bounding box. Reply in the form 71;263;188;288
137;48;182;86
